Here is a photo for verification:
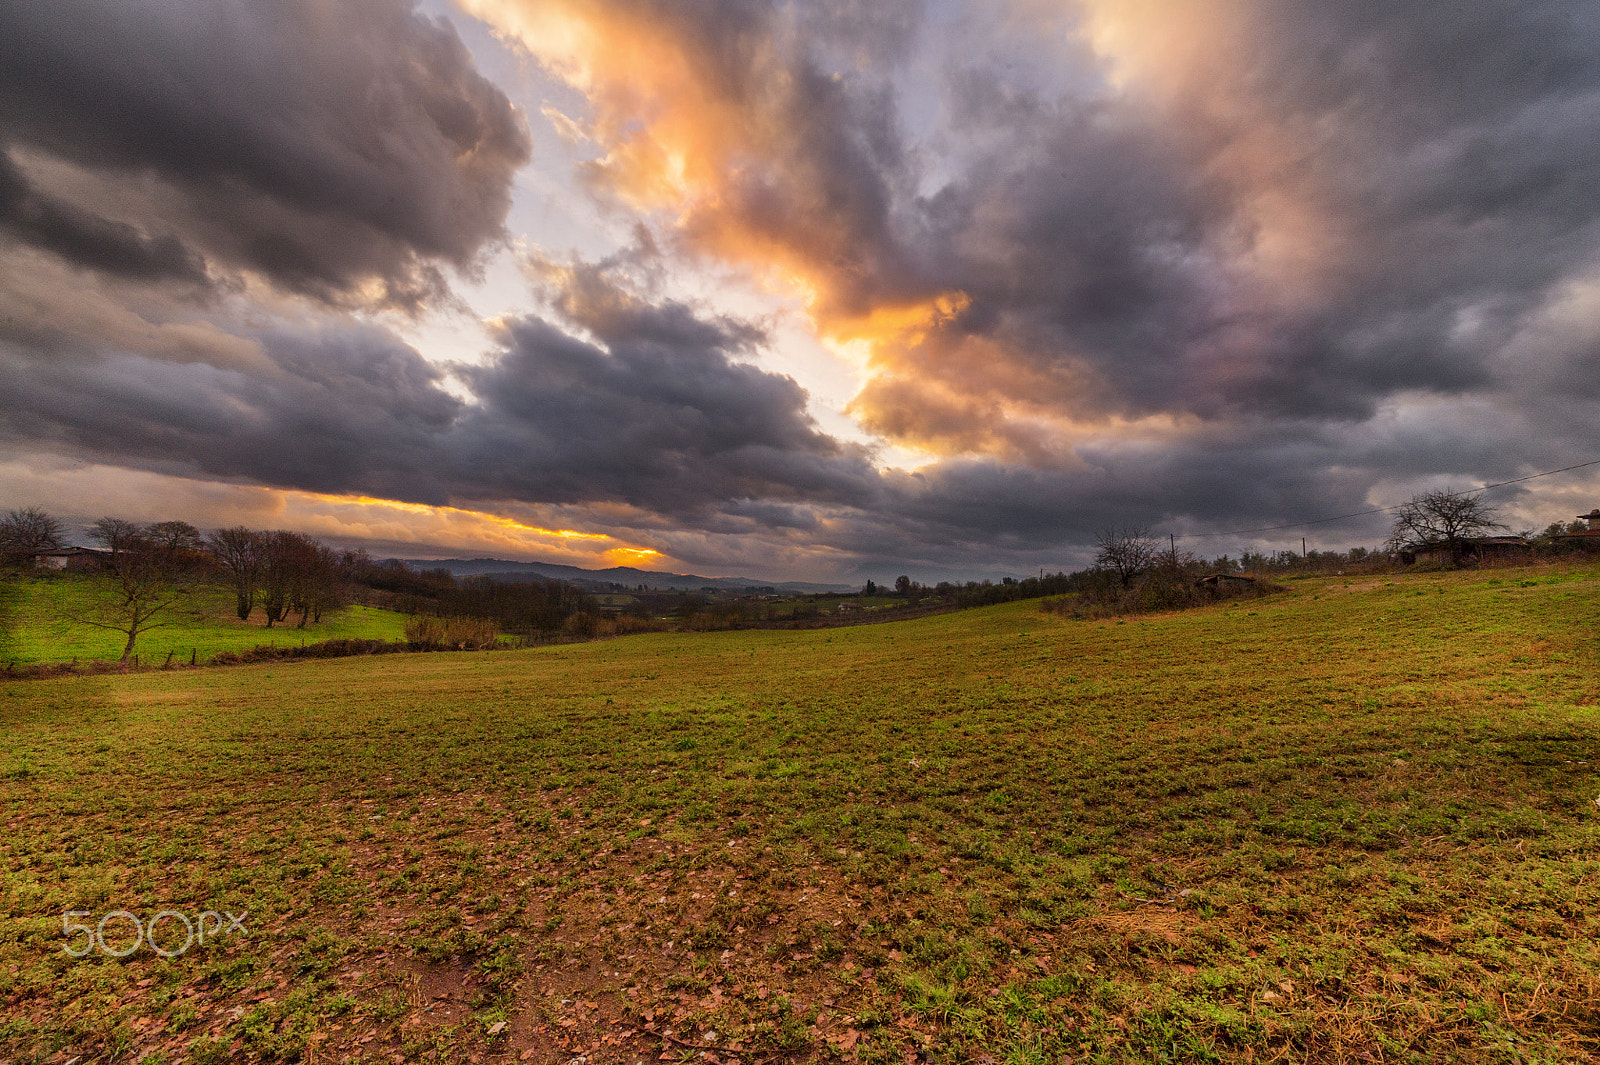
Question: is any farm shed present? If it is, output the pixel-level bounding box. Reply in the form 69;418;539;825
1407;535;1528;565
1558;507;1600;551
30;547;108;571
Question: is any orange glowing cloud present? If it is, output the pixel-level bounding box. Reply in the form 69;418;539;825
279;492;668;567
1074;0;1361;303
0;458;670;568
466;0;961;321
461;0;750;206
468;0;1347;462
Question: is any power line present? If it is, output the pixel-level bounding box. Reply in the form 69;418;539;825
1175;456;1600;542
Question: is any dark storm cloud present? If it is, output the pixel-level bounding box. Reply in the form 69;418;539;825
444;294;880;514
1174;0;1600;419
0;0;530;307
0;155;210;286
6;0;1600;579
542;0;1600;435
0;321;464;503
880;96;1233;422
536;0;1600;556
0;267;879;522
1078;2;1599;421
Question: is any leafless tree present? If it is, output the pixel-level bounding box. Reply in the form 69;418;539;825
145;520;205;560
207;526;263;620
0;506;63;567
290;541;347;627
72;522;198;664
257;530;344;628
90;517;142;562
1386;490;1506;566
258;531;306;627
1094;525;1158;588
0;507;56;654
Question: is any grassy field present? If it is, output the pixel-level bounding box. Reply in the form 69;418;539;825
770;595;924;617
1;577;410;666
1;565;1597;1064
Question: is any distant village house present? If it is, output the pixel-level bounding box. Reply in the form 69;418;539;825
1403;536;1528;566
24;547;108;571
1558;508;1600;551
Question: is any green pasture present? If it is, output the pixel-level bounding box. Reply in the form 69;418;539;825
1;577;410;665
1;565;1597;1063
764;594;906;617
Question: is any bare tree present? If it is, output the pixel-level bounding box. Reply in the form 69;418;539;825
1386;490;1506;566
0;506;63;568
145;520;205;560
71;522;197;664
90;517;142;562
258;531;305;628
207;526;263;620
290;541;346;628
1094;525;1157;588
0;507;56;655
258;530;340;628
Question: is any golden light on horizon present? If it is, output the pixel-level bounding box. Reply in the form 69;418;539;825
603;546;664;566
326;494;613;542
279;490;670;567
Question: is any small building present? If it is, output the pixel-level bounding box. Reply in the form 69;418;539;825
1406;535;1528;565
30;547;108;571
837;602;862;613
1193;573;1256;588
1558;508;1600;551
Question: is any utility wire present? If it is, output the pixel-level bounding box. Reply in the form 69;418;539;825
1175;456;1600;542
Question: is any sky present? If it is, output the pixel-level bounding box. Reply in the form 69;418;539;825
2;0;1599;583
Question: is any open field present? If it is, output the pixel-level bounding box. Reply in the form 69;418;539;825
1;565;1598;1063
2;578;411;666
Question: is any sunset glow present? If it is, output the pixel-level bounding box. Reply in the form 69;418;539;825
2;0;1596;581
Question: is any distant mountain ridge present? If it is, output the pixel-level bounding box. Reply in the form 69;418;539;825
395;557;853;594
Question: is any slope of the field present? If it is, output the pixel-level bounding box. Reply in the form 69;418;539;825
1;566;1597;1063
2;578;410;665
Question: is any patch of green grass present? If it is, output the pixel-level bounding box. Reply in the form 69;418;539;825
1;564;1597;1063
2;576;409;665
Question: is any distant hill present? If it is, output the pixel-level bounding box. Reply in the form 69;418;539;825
395;557;854;594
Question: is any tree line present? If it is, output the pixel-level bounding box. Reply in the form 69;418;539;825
1078;489;1594;605
0;508;598;664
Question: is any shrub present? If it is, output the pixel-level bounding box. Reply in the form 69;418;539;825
561;611;598;639
212;639;407;665
1041;571;1284;619
607;614;669;636
404;615;500;650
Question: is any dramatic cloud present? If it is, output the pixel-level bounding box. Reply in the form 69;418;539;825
0;0;531;308
449;269;881;514
460;0;927;316
3;0;1599;580
0;154;210;287
448;0;1600;559
0;318;464;501
0;261;879;531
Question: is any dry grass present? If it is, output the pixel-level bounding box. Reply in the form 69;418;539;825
402;615;501;651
